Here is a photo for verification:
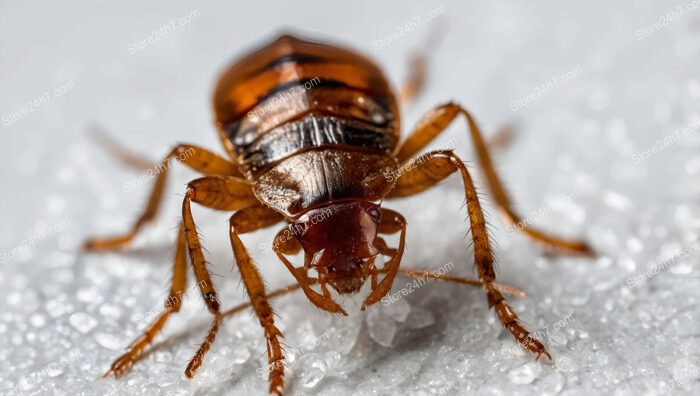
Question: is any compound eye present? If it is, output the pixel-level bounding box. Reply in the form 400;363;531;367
367;207;381;221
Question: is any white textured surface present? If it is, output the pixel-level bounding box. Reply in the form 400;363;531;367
2;1;700;395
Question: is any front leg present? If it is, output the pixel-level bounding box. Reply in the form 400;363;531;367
228;206;286;395
180;187;281;386
361;208;407;310
390;150;552;360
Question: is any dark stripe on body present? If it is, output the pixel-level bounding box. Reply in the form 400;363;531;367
229;114;397;175
253;78;390;109
255;78;348;105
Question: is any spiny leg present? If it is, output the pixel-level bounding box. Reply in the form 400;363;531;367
394;102;593;256
106;266;303;380
181;191;228;378
391;150;552;360
221;282;306;319
180;179;280;378
228;206;287;395
361;208;407;310
396;268;526;297
104;222;188;378
103;175;257;377
83;144;243;251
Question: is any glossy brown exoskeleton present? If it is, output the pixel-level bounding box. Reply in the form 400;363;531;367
85;34;593;395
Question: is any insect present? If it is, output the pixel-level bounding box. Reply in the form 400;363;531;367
85;34;593;395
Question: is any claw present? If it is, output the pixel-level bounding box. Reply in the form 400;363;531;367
103;353;135;378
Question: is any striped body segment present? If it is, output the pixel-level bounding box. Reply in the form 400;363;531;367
213;35;400;217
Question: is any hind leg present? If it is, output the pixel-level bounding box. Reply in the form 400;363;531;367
227;206;287;395
390;150;551;359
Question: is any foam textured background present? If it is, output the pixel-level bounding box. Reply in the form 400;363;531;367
1;1;699;395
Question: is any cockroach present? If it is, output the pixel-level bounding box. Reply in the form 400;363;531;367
85;34;593;395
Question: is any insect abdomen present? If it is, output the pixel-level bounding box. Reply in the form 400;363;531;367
213;34;401;177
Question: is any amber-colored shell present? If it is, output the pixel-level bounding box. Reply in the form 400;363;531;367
212;35;401;165
211;34;401;217
253;149;397;216
213;35;399;129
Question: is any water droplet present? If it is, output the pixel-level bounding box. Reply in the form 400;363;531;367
554;355;577;373
507;362;542;384
328;318;361;355
229;345;250;365
549;329;568;346
98;303;122;320
95;332;122;350
29;314;46;328
77;287;103;304
381;298;410;322
366;309;396;347
69;312;98;334
534;371;565;395
669;260;694;275
296;353;327;388
666;312;700;337
45;361;65;377
603;191;631;211
405;307;435;329
324;350;341;370
153;350;173;363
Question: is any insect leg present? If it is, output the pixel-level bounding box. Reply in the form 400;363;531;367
83;144;243;251
221;282;307;319
90;125;157;171
361;208;406;310
390;150;552;360
181;191;227;379
399;22;444;107
103;222;188;378
185;176;258;210
398;268;525;297
399;52;427;107
228;206;286;396
394;103;593;256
